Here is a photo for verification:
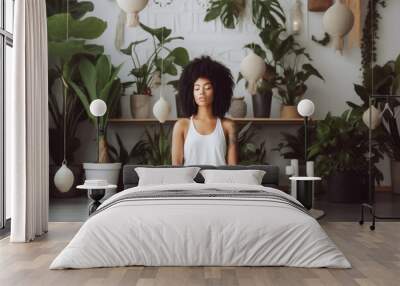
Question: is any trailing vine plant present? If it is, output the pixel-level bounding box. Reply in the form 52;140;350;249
361;0;386;87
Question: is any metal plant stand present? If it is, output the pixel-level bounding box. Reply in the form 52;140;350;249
359;95;400;230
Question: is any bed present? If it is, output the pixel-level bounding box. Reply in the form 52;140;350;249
50;165;350;269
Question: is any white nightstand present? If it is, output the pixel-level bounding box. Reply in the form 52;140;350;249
289;177;324;220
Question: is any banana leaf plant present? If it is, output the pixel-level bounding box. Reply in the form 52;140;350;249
47;0;106;164
67;55;122;163
120;23;189;96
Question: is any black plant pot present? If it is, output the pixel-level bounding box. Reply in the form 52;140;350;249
49;164;85;198
252;90;272;118
327;171;368;203
175;93;186;118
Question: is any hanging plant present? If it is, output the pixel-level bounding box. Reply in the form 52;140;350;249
204;0;246;29
361;0;386;86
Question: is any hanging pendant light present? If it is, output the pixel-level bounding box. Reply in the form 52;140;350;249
323;0;354;54
240;50;266;95
54;2;75;193
291;0;303;35
152;26;171;123
116;0;149;27
362;106;381;130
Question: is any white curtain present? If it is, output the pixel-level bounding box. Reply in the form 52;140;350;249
7;0;49;242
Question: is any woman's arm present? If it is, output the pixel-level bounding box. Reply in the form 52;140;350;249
171;119;187;165
224;119;238;165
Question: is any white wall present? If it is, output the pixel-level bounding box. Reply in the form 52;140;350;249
74;0;400;186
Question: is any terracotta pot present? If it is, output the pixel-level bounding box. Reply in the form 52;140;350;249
308;0;333;12
280;105;301;119
229;97;247;118
131;94;151;118
391;161;400;194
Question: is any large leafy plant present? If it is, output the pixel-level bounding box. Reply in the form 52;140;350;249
308;111;385;184
204;0;285;31
348;55;400;161
120;23;189;96
47;0;106;164
68;55;122;163
238;123;266;164
273;125;316;163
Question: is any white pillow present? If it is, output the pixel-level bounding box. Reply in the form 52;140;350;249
200;169;266;185
135;167;201;186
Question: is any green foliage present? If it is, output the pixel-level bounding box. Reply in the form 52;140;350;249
204;0;246;29
204;0;285;31
47;0;106;165
252;0;286;31
140;125;172;165
348;55;400;161
361;0;386;86
242;28;323;105
46;0;94;19
121;23;189;95
273;126;316;163
67;55;122;138
238;123;266;165
308;111;385;184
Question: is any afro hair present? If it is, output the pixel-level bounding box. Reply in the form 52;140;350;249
178;56;234;118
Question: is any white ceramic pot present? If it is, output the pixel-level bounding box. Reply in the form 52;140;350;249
116;0;149;27
131;94;151;118
240;51;266;94
83;163;122;199
323;0;354;53
120;95;132;118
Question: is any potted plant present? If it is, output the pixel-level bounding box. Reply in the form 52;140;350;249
120;23;189;119
237;0;286;118
67;55;123;191
349;55;400;194
308;110;385;203
238;123;266;164
47;0;106;196
261;29;323;118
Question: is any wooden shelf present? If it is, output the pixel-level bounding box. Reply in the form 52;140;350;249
109;118;313;125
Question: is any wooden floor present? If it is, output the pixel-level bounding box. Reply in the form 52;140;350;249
0;222;399;286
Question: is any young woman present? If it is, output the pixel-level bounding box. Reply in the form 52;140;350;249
171;56;238;166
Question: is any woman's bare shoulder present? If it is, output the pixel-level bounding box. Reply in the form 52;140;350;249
221;117;236;131
173;118;190;132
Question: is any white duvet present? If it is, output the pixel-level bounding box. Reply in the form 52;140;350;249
50;183;351;269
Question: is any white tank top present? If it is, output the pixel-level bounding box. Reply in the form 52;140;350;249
184;117;227;166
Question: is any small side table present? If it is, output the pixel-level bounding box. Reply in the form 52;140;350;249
77;184;117;215
289;177;324;220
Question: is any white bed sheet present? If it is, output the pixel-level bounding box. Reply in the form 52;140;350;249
50;183;350;269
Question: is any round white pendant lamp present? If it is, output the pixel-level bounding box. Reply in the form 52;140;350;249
90;99;107;117
152;27;171;123
362;106;381;130
116;0;149;27
323;0;354;54
54;163;75;193
297;99;315;117
240;51;266;95
153;96;171;123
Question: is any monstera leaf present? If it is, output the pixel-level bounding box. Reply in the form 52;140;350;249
46;0;94;19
